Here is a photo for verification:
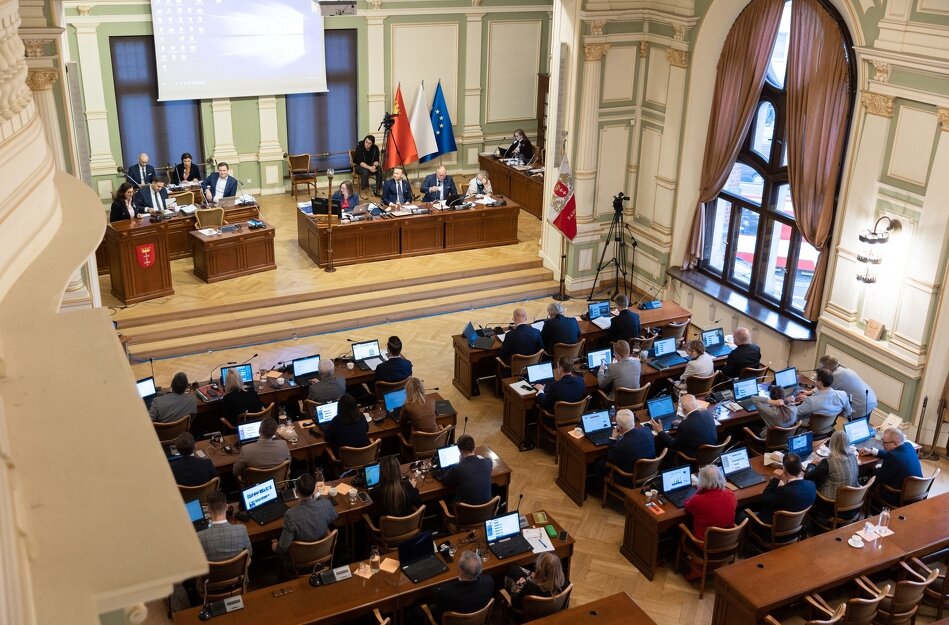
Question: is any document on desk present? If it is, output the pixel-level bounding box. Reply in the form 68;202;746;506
531;321;545;332
178;204;197;214
364;357;383;371
523;528;554;553
197;228;218;236
496;332;506;342
591;316;611;330
509;381;536;397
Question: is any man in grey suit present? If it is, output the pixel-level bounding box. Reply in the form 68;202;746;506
796;368;852;425
597;340;641;400
232;417;291;478
307;359;346;404
272;473;338;555
198;492;252;561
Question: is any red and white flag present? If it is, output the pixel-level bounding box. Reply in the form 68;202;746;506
549;154;577;240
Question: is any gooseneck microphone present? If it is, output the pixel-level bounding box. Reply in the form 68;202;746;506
462;416;468;436
206;361;237;385
240;353;258;366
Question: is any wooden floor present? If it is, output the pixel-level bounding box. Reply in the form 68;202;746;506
127;192;949;625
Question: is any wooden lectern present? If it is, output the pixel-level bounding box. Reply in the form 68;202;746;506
105;218;174;304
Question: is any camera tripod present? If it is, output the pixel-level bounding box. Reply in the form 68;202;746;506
588;192;636;301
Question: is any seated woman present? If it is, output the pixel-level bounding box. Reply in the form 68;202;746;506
466;170;493;196
109;183;142;222
684;464;737;540
370;454;420;518
805;430;859;522
678;339;715;384
401;377;439;435
504;129;534;163
221;369;263;422
324;393;369;452
331;180;357;211
504;552;568;611
174;152;202;185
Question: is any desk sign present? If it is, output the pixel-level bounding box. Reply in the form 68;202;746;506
208;595;244;616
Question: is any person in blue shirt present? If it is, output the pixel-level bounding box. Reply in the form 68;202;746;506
374;335;413;383
534;356;585;413
860;428;923;506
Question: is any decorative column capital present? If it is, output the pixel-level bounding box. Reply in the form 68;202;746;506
77;5;91;15
370;0;382;9
937;108;949;132
584;43;610;62
22;38;53;58
26;69;58;92
673;24;686;40
640;41;649;57
871;61;890;83
666;48;689;68
590;18;608;36
471;0;481;6
861;91;894;118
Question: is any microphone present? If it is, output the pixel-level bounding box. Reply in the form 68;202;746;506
637;281;664;308
149;357;160;391
515;493;523;513
524;151;540;169
168;162;180;185
864;388;870;420
118;166;140;188
240;353;258;366
462;416;468;436
205;361;237;386
494;136;508;157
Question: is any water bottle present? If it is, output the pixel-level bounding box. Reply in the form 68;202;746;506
878;507;890;534
279;405;288;427
370;545;381;573
608;405;617;422
315;468;325;493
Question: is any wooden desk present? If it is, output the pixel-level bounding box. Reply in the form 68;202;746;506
531;592;656;625
712;493;949;625
296;201;520;268
453;301;693;399
556;425;606;507
189;222;276;283
174;510;574;625
479;155;544;219
105;218;174;304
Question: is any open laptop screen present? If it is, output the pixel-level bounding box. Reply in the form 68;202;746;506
721;448;752;475
581;410;611;433
653;337;676;357
733;377;758;401
437;445;461;469
237;420;262;443
661;466;691;493
291;355;320;379
774;367;798;389
364;463;381;488
221;363;253;387
647;395;676;420
185;499;204;523
485;512;521;542
398;531;436;565
241;479;278;510
788;432;813;457
316;401;338;425
588;301;610;320
463;322;478;345
136;376;157;399
352;340;381;361
844;417;873;444
702;328;724;348
384;389;407;412
587;348;611;370
526;362;554;384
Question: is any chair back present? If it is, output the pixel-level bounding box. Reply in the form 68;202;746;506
287;153;312;174
660;321;688;341
379;505;425;547
375;377;410;401
348;149;362;193
899;468;939;505
287;529;338;574
241;402;275;423
614;383;651;411
154;415;191;446
521;583;573;620
884;566;940;624
300;399;318;420
178;477;220;504
552;339;585;363
451;496;501;532
703;518;748;561
510;349;545;375
631;448;668;486
195;207;225;228
442;598;494;625
770;507;810;544
241;460;290;488
169;190;194;206
552;397;590;427
686;373;717;396
408;427;453;461
201;550;250;602
339;439;382;469
762;424;800;452
833;477;874;522
808;413;838;440
631;334;656;352
844;583;890;625
740;365;769;380
680;436;731;468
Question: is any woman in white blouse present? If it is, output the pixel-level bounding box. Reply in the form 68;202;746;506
679;339;715;383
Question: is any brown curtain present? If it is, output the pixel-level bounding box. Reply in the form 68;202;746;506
682;0;785;269
785;0;850;320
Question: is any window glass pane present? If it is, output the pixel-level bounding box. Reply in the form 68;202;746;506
782;142;788;166
791;238;820;311
774;183;794;218
707;198;732;274
762;220;789;301
732;208;759;286
751;102;775;162
767;2;792;88
723;162;763;204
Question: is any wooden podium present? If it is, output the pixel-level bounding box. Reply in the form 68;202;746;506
105;217;174;304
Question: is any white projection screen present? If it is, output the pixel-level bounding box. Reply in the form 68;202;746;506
152;0;327;101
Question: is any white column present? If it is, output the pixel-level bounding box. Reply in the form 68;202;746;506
256;95;285;193
461;12;486;162
72;21;115;175
366;14;386;134
210;98;239;165
573;42;609;226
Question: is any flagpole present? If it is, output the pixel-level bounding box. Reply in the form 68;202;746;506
553;235;570;301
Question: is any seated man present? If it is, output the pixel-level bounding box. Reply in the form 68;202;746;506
593;409;655;490
203;162;238;202
198;491;252;561
540;302;580;355
381;167;413;207
534;356;585;413
375;335;413;383
354;134;383;196
148;372;197;423
721;327;761;378
420;165;458;202
744;453;816;529
127;152;155;188
597;339;641;399
750;386;798;432
500;307;544;364
133;175;169;212
272;473;338;556
232;417;291;478
427;550;494;622
860;428;922;506
796;368;851;424
608;294;640;343
441;434;493;506
307;358;346;403
170;432;217;487
648;393;717;458
819;354;878;420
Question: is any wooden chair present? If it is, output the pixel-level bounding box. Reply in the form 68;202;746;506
660;320;688;341
287;529;338;575
685;373;717;397
595;383;651;412
197;550;250;603
805;581;890;625
630;334;656;353
499;583;573;623
602;449;668;509
363;505;426;551
168;190;194;206
743;424;800;456
739;365;769;380
287;153;315;199
375;377;410;402
677;436;731;470
919;550;949;619
349;149;363;196
438;496;501;533
807;413;839;441
857;559;939;625
154;415;191;446
240;459;290;488
764;604;846;625
537;396;590;458
870;468;940;512
219;402;275;432
298;399;318;420
178;477;220;504
807;477;874;534
675;518;748;598
551;339;585;363
195;207;225;228
420;598;494;625
326;439;382;474
398;426;453;462
495;349;545;397
744;507;811;553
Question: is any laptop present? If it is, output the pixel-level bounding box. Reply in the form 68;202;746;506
463;321;494;350
311;196;342;216
721;447;767;488
240;478;288;525
701;328;733;358
364;462;381;488
398;532;449;583
660;465;697;508
525;362;554;385
485;512;533;559
315;401;339;426
580;410;613;446
237;419;262;444
732;377;760;411
587;347;612;370
844;417;884;451
291;354;321;385
588;301;613;330
383;388;407;420
788;431;814;458
137;376;158;408
220;363;253;387
436;444;461;470
186;499;209;531
646;395;678;431
773;367;799;394
650;337;688;369
352;340;385;371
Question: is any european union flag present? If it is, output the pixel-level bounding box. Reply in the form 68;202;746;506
420;81;457;163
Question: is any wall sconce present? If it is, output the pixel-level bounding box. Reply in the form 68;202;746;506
855;215;901;284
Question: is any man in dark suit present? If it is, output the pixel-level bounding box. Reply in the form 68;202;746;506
609;293;641;342
272;473;338;555
170;432;217;487
861;428;923;506
375;335;413;382
441;435;493;505
133;176;169;212
500;307;544;363
420;165;458;202
427;550;494;623
232;418;291;479
203;162;239;203
649;394;718;457
540;301;581;354
534;357;585;412
722;327;762;378
198;492;253;561
747;453;816;526
381;167;413;207
594;409;655;490
127;152;156;188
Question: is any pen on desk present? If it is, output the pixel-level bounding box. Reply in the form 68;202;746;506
538;537;549;549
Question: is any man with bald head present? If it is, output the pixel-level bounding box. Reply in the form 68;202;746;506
421;165;458;202
722;327;762;378
861;427;922;506
648;393;718;457
500;307;544;364
127;152;155;188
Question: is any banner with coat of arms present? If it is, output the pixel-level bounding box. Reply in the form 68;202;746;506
549;154;577;241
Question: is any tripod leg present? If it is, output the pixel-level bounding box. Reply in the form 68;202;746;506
588;212;624;300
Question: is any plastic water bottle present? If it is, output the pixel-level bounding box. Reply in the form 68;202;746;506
370;545;381;573
279;405;288;427
878;507;890;535
315;468;325;493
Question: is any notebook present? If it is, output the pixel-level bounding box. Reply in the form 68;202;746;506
701;327;733;357
186;499;209;531
463;321;494;350
580;410;613;446
384;388;407;420
436;445;461;470
587;347;612;370
291;354;321;385
721;447;766;488
485;512;532;559
787;431;814;458
844;417;883;451
364;462;381;488
526;362;554;385
660;465;697;508
137;376;157;407
352;340;384;371
237;420;262;444
732;377;760;411
646;395;678;430
773;367;799;394
220;363;253;387
398;532;448;583
316;401;338;426
240;478;288;525
650;337;688;369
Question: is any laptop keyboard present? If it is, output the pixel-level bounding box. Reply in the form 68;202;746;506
586;430;612;446
403;556;449;583
727;469;766;488
489;535;533;559
707;344;732;357
247;500;288;525
664;486;697;508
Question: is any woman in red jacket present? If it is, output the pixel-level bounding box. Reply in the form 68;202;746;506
685;464;737;540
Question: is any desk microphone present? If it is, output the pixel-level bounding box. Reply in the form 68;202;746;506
493;136;508;157
636;281;664;308
149;357;160;391
117;165;140;188
239;353;258;366
462;415;468;436
205;361;237;385
515;493;523;513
